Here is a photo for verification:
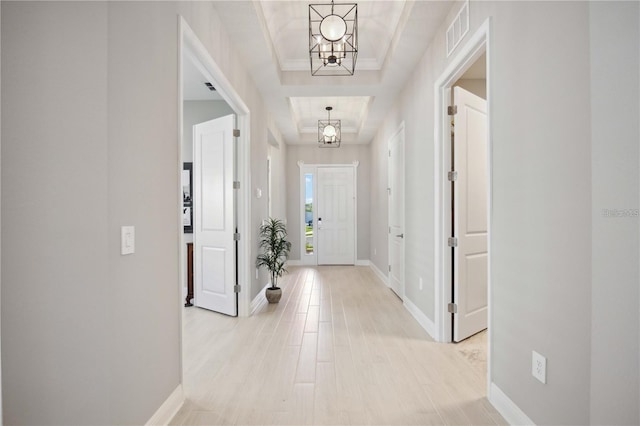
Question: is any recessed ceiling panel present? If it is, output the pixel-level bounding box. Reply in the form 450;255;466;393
259;1;407;72
289;96;371;134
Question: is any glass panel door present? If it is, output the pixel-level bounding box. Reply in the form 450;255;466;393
305;173;314;255
301;166;317;265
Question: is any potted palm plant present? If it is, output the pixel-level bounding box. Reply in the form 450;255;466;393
256;218;292;303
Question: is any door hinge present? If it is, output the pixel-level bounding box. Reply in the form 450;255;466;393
234;284;241;293
388;226;391;234
388;150;391;157
233;233;241;241
448;237;458;247
447;171;458;182
447;105;457;116
448;302;458;314
388;265;391;272
233;181;240;189
233;129;240;137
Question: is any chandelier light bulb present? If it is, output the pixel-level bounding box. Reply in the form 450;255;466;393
319;14;347;42
323;124;336;138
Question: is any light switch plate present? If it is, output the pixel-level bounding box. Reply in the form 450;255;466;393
121;226;135;255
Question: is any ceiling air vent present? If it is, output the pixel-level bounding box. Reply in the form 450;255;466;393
446;0;469;57
204;82;216;91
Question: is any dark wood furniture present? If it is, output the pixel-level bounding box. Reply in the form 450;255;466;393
185;242;194;307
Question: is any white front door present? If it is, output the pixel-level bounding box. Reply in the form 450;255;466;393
193;115;237;316
452;86;488;341
317;166;355;265
388;125;405;298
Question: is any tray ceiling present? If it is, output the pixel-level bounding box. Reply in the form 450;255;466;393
211;0;455;145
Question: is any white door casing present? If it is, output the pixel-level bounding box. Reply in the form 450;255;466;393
388;124;405;299
317;166;356;265
453;86;488;341
193;115;237;316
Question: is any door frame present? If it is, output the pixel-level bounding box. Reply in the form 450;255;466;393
433;16;492;374
297;161;359;266
387;122;405;299
178;16;252;320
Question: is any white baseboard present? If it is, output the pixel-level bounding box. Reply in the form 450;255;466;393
287;259;302;266
251;283;269;315
489;382;535;425
403;296;437;340
369;262;388;286
146;384;184;426
355;259;370;266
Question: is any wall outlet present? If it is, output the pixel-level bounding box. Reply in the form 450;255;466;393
419;277;423;291
532;350;547;384
121;226;135;255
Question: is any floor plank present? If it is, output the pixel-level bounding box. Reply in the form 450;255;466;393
174;266;504;425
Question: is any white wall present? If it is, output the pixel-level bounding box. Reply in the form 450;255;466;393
286;145;370;262
267;127;287;223
2;3;111;423
268;139;287;222
589;2;639;424
1;1;276;423
369;1;639;424
1;2;4;423
249;136;288;294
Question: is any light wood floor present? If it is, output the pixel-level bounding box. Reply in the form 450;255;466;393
171;266;505;425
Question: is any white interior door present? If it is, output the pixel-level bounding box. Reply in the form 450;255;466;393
193;114;237;316
317;166;355;265
453;86;488;342
388;126;405;298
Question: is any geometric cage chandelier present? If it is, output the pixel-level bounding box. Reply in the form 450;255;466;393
309;0;358;76
318;106;341;148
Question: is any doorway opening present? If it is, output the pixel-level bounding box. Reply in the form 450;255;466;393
450;52;488;343
178;16;252;320
434;18;492;384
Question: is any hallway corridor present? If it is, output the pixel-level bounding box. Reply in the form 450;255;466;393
171;266;505;425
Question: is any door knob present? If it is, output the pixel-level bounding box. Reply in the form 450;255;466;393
396;233;404;238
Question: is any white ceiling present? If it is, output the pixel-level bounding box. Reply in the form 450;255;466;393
211;0;455;145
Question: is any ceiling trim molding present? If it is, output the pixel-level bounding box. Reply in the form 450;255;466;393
281;58;382;72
